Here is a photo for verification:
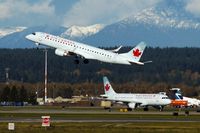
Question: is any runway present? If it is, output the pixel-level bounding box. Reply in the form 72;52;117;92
1;106;200;123
1;117;200;123
0;108;200;115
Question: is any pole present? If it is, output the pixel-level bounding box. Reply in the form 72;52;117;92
44;49;48;103
5;68;10;85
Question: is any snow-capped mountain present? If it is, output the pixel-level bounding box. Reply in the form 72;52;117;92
83;0;200;47
61;24;104;40
1;0;200;48
122;7;200;29
119;0;200;29
0;26;67;48
0;27;27;38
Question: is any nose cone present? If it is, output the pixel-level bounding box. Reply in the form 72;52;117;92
167;99;172;105
25;34;37;42
25;34;32;40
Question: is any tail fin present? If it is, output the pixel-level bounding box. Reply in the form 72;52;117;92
170;88;183;100
103;76;116;96
175;93;183;100
120;42;146;63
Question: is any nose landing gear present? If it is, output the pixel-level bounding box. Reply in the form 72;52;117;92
83;59;89;64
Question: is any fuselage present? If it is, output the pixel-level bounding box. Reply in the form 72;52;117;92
183;96;200;107
171;88;200;107
106;93;171;106
26;32;133;65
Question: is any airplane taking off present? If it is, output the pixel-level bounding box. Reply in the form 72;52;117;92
101;76;171;111
26;32;151;65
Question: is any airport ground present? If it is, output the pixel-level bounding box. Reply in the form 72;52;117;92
0;122;200;133
0;106;200;133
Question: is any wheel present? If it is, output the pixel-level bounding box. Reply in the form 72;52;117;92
74;59;79;64
143;108;149;111
159;106;164;111
127;108;132;111
83;59;89;64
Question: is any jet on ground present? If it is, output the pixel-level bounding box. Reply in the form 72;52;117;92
100;76;171;111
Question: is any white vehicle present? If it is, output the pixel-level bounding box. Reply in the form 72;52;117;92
101;76;171;111
26;32;151;65
171;88;200;107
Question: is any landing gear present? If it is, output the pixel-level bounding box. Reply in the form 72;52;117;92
74;59;79;64
35;42;40;49
159;106;164;112
83;59;89;64
143;107;149;111
127;108;133;111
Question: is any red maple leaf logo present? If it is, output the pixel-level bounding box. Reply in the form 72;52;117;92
133;49;142;57
105;84;110;91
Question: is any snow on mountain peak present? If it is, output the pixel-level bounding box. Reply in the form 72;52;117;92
121;7;200;29
0;27;27;38
61;24;105;39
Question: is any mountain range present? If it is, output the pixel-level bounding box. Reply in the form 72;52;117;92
0;0;200;48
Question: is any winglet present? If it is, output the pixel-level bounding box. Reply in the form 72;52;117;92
109;45;123;53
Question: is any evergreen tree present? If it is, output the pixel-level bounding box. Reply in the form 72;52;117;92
1;86;10;102
19;86;28;102
28;93;37;105
10;86;18;102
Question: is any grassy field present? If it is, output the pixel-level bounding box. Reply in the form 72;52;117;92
0;106;200;132
0;122;200;133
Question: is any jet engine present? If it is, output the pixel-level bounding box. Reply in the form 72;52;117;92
128;103;136;109
55;49;69;56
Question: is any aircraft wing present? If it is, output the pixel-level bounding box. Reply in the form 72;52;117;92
100;94;108;98
104;98;142;105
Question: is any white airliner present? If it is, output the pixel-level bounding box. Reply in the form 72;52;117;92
101;76;171;111
26;32;151;65
171;88;200;107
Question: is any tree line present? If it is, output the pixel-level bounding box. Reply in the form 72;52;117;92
0;85;36;104
0;47;200;98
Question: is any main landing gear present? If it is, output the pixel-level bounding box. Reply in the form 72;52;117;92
143;107;149;111
74;59;79;64
83;59;89;64
127;108;133;111
74;59;89;64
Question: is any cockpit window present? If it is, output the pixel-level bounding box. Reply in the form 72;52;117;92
32;33;36;35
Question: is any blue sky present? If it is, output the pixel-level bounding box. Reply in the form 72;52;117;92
0;0;200;27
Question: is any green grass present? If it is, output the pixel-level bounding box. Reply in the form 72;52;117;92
0;122;200;133
0;106;200;132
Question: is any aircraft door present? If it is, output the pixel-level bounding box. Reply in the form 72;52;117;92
36;32;44;43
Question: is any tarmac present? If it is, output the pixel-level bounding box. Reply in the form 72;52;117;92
0;118;200;123
0;107;200;123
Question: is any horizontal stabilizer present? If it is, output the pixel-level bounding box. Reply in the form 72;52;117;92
143;61;153;64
